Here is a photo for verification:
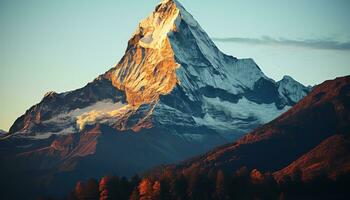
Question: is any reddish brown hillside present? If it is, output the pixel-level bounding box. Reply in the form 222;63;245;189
274;134;350;182
171;76;350;175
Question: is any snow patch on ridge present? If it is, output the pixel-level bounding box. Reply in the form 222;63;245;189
22;100;128;139
75;100;128;130
29;127;76;140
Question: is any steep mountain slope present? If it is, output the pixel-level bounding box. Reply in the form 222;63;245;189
0;0;310;198
274;134;350;182
165;76;350;177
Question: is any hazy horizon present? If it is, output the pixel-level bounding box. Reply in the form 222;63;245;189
1;0;349;131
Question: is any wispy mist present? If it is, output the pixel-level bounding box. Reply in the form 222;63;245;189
212;36;350;51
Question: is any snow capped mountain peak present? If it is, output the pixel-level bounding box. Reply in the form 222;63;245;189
43;91;58;100
99;0;280;137
8;0;311;140
129;0;197;50
282;75;292;80
281;75;296;82
135;0;179;49
160;0;177;4
278;75;311;104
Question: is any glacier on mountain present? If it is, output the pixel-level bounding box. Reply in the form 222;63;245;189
194;97;290;136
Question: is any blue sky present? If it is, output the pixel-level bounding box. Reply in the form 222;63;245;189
0;0;349;131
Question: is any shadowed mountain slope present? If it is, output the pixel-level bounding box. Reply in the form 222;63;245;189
163;76;350;178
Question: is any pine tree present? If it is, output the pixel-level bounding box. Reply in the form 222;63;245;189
173;174;188;200
152;181;161;200
130;188;140;200
85;178;99;200
99;176;119;200
215;170;228;200
75;182;86;200
139;178;153;200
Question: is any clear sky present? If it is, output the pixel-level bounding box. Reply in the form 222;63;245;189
0;0;349;131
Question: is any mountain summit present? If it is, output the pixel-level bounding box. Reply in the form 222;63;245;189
1;0;310;198
9;0;308;139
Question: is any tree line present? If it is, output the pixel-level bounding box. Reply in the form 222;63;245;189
42;167;349;200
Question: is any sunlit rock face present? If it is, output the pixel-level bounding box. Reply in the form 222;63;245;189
1;1;312;198
108;0;180;106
